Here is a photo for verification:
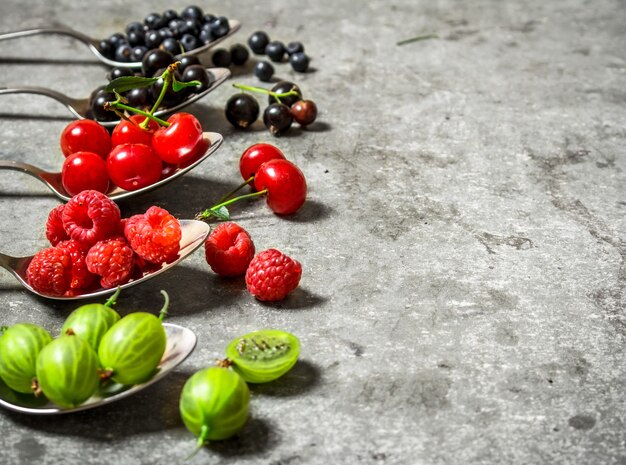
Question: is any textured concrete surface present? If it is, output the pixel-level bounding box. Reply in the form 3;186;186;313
0;0;625;464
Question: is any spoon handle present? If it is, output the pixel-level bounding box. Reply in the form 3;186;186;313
0;252;21;275
0;160;47;177
0;86;84;119
0;27;98;47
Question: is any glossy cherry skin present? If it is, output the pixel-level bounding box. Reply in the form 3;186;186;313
60;120;111;159
152;113;204;165
111;115;160;147
254;159;307;215
239;143;286;180
106;143;162;191
62;151;110;196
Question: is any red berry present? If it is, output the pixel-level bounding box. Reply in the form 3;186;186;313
60;120;111;159
62;190;121;248
152;112;204;165
26;247;73;296
239;143;286;180
107;143;163;191
85;237;135;288
204;222;255;277
45;204;70;246
245;248;302;301
111;114;160;147
290;100;317;126
124;206;181;264
61;151;110;196
56;239;97;290
254;159;307;215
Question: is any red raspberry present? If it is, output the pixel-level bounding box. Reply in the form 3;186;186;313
245;249;302;301
45;204;70;246
62;190;121;248
56;239;97;290
26;247;73;297
204;222;255;277
124;206;181;264
85;237;135;288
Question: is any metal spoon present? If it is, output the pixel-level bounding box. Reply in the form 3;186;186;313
0;219;210;300
0;131;222;202
0;67;230;127
0;20;240;68
0;323;197;415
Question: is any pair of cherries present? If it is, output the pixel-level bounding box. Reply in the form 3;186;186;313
60;112;204;195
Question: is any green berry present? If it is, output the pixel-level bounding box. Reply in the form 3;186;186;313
0;324;52;393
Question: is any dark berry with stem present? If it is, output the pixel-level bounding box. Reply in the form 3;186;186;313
286;41;304;55
142;49;175;77
230;44;249;65
160;37;180;55
179;55;200;72
210;16;230;38
131;45;148;61
248;31;269;54
182;65;212;93
181;5;204;20
268;81;302;106
291;100;317;126
115;43;133;62
108;67;134;81
180;34;199;52
225;94;259;129
290;52;310;72
144;30;162;48
265;41;286;62
212;48;231;67
263;103;293;136
255;61;274;82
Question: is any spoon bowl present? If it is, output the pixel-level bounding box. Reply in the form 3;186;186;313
0;323;197;415
0;132;222;202
0;20;240;68
0;219;210;300
0;67;230;127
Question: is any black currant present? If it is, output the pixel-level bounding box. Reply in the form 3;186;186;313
183;19;200;37
168;19;186;38
178;55;201;72
130;46;148;62
290;52;309;72
248;31;269;54
108;33;126;47
212;48;231;67
159;28;174;40
144;12;165;30
209;16;230;38
107;67;134;81
144;30;162;49
255;61;274;82
182;64;213;93
263;103;293;136
142;49;175;77
286;41;304;55
230;44;249;65
202;14;216;24
98;39;115;59
90;90;117;122
159;37;180;55
265;41;286;62
125;22;144;35
127;30;145;46
268;81;302;107
114;43;133;62
151;68;189;107
225;93;259;129
181;34;199;52
290;99;318;126
162;9;179;22
199;28;212;44
126;87;150;107
181;5;204;21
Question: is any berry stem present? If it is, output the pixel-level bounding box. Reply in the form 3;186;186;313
158;290;170;322
144;63;179;128
105;100;170;127
215;176;255;205
396;33;439;46
186;424;210;460
196;189;268;220
104;287;121;308
232;83;299;104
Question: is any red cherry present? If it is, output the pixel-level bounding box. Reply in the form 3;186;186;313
161;162;178;179
111;115;160;147
106;143;162;191
254;159;307;215
60;120;111;159
152;112;203;165
61;151;110;196
239;143;286;180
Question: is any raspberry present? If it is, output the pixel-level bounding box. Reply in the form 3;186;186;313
85;237;135;288
45;204;70;246
26;247;73;297
56;239;97;290
62;190;121;248
245;249;302;301
204;222;255;277
124;206;181;264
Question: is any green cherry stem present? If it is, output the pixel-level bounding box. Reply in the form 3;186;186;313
232;83;299;104
105;100;170;127
215;176;255;205
196;189;268;221
158;290;170;322
104;287;121;308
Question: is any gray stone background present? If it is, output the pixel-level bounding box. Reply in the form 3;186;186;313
0;0;625;464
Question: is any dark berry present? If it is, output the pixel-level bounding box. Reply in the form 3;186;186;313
180;34;199;52
178;54;201;72
127;30;145;46
183;19;200;37
181;5;204;21
202;14;216;24
144;30;162;48
142;49;175;77
162;9;179;22
290;100;317;126
211;48;231;67
209;16;230;38
125;22;144;35
265;41;286;62
268;81;302;107
168;19;186;38
108;67;134;81
144;12;165;30
248;31;269;54
158;28;174;40
225;93;259;129
114;43;133;62
182;65;212;93
199;28;213;44
255;61;274;82
160;37;180;55
108;33;126;47
90;91;117;122
126;87;150;107
131;45;148;62
286;41;304;55
98;39;115;59
151;68;189;107
263;103;293;136
230;44;249;65
290;52;309;72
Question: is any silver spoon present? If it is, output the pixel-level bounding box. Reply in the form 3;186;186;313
0;131;222;202
0;322;197;415
0;219;210;300
0;20;240;68
0;67;230;127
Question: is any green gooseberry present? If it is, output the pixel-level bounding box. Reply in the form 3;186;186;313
225;329;300;383
98;290;169;385
179;366;250;456
61;287;121;351
35;334;100;408
0;323;52;393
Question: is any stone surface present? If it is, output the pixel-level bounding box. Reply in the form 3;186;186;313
0;0;625;464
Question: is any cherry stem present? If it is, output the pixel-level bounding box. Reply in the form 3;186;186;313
105;100;170;127
104;287;121;308
215;176;254;205
158;290;170;322
197;189;268;220
232;83;299;105
143;62;179;128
